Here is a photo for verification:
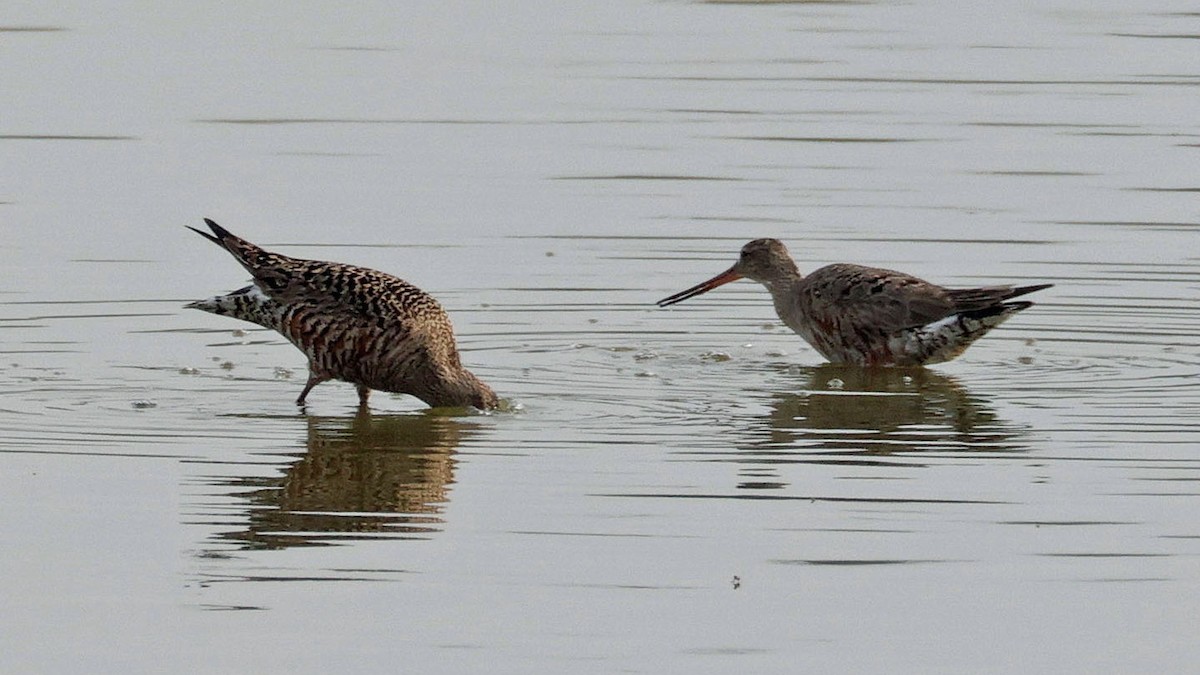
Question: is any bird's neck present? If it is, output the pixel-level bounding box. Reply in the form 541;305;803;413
421;368;498;410
761;271;806;332
760;264;803;296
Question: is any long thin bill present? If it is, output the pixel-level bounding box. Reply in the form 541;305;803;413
656;267;743;307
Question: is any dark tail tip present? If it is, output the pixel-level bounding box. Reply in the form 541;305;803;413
1009;283;1053;300
202;218;235;241
966;300;1036;322
188;218;235;248
1004;300;1035;313
186;225;222;247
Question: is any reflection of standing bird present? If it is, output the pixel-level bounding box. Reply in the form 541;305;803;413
186;219;498;409
657;238;1051;366
217;411;474;550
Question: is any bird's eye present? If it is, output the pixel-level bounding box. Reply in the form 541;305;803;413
267;278;287;291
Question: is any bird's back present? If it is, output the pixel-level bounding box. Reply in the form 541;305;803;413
788;264;1048;365
277;260;466;390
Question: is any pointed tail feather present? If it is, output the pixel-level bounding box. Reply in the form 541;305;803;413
962;300;1034;323
185;218;240;247
187;223;224;248
948;283;1051;310
1005;283;1053;301
186;218;282;279
186;217;241;249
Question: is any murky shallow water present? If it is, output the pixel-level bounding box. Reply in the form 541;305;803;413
3;2;1199;672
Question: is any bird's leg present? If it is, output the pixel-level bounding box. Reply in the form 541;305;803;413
356;385;371;408
296;371;331;405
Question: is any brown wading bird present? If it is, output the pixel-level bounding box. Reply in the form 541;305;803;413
186;219;498;409
657;238;1051;366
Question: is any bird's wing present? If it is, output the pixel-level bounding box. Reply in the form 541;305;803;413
191;219;447;328
800;263;958;335
946;283;1053;310
277;259;449;329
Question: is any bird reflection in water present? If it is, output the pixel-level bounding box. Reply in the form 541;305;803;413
755;364;1029;457
215;410;480;550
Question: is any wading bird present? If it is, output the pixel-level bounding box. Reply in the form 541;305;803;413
187;219;498;409
657;238;1050;366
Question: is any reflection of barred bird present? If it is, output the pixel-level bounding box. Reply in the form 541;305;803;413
219;411;476;549
186;219;498;409
659;239;1051;366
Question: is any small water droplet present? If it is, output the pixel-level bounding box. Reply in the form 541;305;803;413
700;351;732;362
545;251;555;257
765;350;787;357
633;351;658;361
1017;356;1033;365
273;367;294;379
131;400;157;409
636;370;657;378
232;329;247;338
741;343;754;349
178;367;199;375
826;378;844;390
219;361;235;370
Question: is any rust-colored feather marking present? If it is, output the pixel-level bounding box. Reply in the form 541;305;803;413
186;219;498;409
657;238;1051;366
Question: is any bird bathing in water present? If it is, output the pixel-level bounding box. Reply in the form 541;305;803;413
656;238;1051;366
186;219;498;410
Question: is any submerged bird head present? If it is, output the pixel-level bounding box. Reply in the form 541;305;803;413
656;238;800;307
462;371;501;410
425;369;500;410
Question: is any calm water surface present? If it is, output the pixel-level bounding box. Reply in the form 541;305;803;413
2;1;1199;672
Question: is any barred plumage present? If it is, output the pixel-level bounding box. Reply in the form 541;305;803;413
186;219;498;409
657;238;1051;366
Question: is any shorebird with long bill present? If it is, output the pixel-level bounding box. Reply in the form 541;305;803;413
656;238;1050;366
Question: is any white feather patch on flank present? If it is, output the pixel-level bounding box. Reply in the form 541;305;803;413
184;295;221;311
920;313;963;336
885;313;970;365
186;283;278;320
892;314;960;349
238;284;271;303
